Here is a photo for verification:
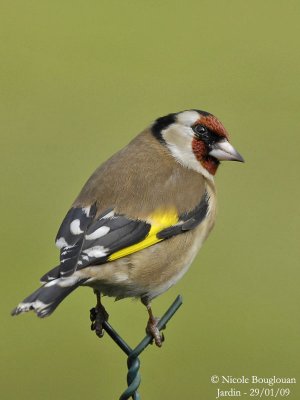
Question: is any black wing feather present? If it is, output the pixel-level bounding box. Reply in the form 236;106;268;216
41;191;210;283
157;192;210;239
55;203;97;247
79;220;150;267
41;206;150;282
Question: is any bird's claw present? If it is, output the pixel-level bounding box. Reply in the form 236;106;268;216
146;316;165;347
90;307;97;322
90;305;109;339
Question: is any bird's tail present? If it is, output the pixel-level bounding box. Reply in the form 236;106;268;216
11;276;86;318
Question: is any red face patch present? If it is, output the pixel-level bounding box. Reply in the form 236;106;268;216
195;115;229;140
192;138;219;175
192;138;206;161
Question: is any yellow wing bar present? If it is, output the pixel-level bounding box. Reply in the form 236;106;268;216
108;209;179;261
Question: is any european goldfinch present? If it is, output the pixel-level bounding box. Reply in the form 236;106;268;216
12;109;244;346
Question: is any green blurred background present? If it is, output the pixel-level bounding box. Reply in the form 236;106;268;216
1;1;299;399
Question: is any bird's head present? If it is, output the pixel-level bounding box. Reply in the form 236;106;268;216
151;109;244;179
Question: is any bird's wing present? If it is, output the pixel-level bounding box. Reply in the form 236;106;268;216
41;191;210;282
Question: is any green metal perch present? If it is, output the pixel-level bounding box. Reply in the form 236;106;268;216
99;295;183;399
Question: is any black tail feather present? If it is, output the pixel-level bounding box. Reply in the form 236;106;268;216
11;277;86;318
40;265;61;283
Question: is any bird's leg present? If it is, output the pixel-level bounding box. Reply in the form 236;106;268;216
90;290;109;338
142;298;165;347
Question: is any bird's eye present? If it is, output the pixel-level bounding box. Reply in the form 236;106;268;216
193;124;208;139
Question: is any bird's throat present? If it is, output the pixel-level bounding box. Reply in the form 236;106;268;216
192;138;219;175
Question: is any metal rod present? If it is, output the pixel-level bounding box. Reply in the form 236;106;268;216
100;295;183;399
103;320;132;355
129;295;183;359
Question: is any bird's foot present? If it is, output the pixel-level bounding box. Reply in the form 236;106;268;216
146;316;165;347
90;303;109;338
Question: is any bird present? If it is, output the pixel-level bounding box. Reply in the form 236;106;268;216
12;109;244;346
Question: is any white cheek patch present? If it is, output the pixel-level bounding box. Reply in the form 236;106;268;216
162;124;213;180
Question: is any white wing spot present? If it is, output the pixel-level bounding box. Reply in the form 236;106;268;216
85;226;110;240
70;219;83;235
83;246;108;258
56;237;68;249
82;206;91;216
103;210;115;219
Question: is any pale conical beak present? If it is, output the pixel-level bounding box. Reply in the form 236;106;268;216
209;140;245;162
